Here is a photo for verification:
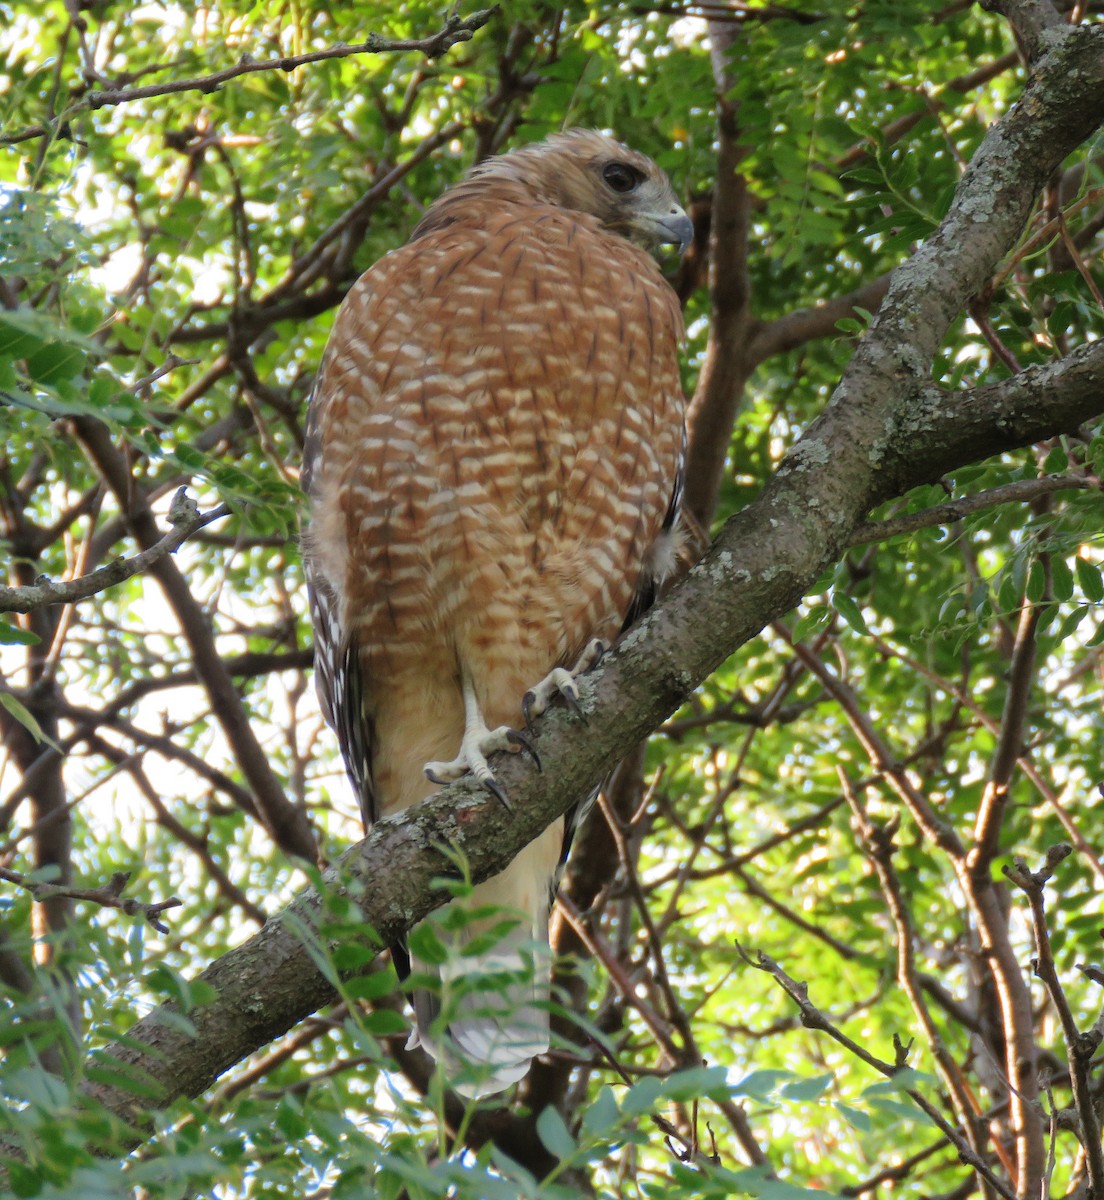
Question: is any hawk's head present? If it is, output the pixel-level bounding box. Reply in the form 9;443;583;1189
469;129;693;256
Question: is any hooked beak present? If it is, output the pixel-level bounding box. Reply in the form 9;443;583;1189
653;208;694;255
621;203;695;257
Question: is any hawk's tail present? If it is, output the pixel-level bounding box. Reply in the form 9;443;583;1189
401;831;560;1096
409;922;552;1098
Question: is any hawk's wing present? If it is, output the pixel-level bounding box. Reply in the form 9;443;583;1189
555;423;686;881
302;387;377;828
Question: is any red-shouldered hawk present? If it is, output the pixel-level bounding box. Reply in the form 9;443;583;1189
302;130;690;1095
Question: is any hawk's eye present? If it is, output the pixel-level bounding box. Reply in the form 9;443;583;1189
602;162;641;193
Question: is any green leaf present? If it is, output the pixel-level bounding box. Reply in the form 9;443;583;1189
0;621;40;645
660;1065;731;1102
406;923;448;967
83;1059;169;1100
732;1069;793;1102
1043;445;1068;473
6;1160;42;1198
757;1177;847;1200
792;605;832;641
0;691;61;751
535;1105;576;1160
621;1074;664;1116
832;590;869;635
0;311;51;358
341;969;398;1001
835;1101;873;1132
1026;560;1047;603
580;1086;620;1138
867;1095;934;1125
25;342;86;385
358;1008;408;1037
332;942;378;972
276;1096;309;1141
781;1072;833;1102
172;444;208;470
1051;556;1074;603
1051;605;1089;644
727;1164;848;1200
0;309;101;356
1076;556;1104;602
861;1067;934;1096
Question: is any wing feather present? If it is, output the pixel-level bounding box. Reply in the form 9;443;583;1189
302;388;378;828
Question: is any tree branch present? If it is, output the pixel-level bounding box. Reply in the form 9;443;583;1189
849;473;1097;545
0;867;181;934
779;628;965;857
1004;846;1104;1197
0;7;499;146
737;943;1020;1200
840;771;990;1172
73;241;1104;1155
71;416;317;863
682;21;756;528
745;271;894;366
0;489;228;614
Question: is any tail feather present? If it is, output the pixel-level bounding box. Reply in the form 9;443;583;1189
409;925;552;1097
401;832;561;1096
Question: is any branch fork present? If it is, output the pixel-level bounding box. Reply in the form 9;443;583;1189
0;866;181;933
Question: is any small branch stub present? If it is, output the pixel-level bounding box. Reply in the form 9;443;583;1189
168;485;201;526
1002;842;1073;891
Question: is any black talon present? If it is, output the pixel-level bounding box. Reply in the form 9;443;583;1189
522;690;537;732
481;774;514;813
561;682;584;720
425;767;449;786
507;727;542;772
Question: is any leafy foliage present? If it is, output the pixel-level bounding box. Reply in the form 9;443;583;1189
2;1;1104;1197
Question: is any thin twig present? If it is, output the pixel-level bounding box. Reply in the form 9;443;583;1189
1058;213;1104;309
0;490;230;614
869;632;1104;882
0;866;181;933
733;942;900;1075
0;8;499;146
988;185;1104;296
209;1003;351;1105
840;1139;949;1196
1004;846;1104;1197
776;626;964;857
973;597;1041;872
840;769;1004;1189
558;893;686;1066
737;943;1020;1200
849;474;1096;546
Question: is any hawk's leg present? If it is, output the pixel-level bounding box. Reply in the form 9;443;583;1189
522;638;607;727
424;674;537;811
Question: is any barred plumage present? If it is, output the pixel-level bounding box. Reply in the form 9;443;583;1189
302;130;690;1095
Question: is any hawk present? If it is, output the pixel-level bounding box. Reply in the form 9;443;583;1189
302;130;690;1095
